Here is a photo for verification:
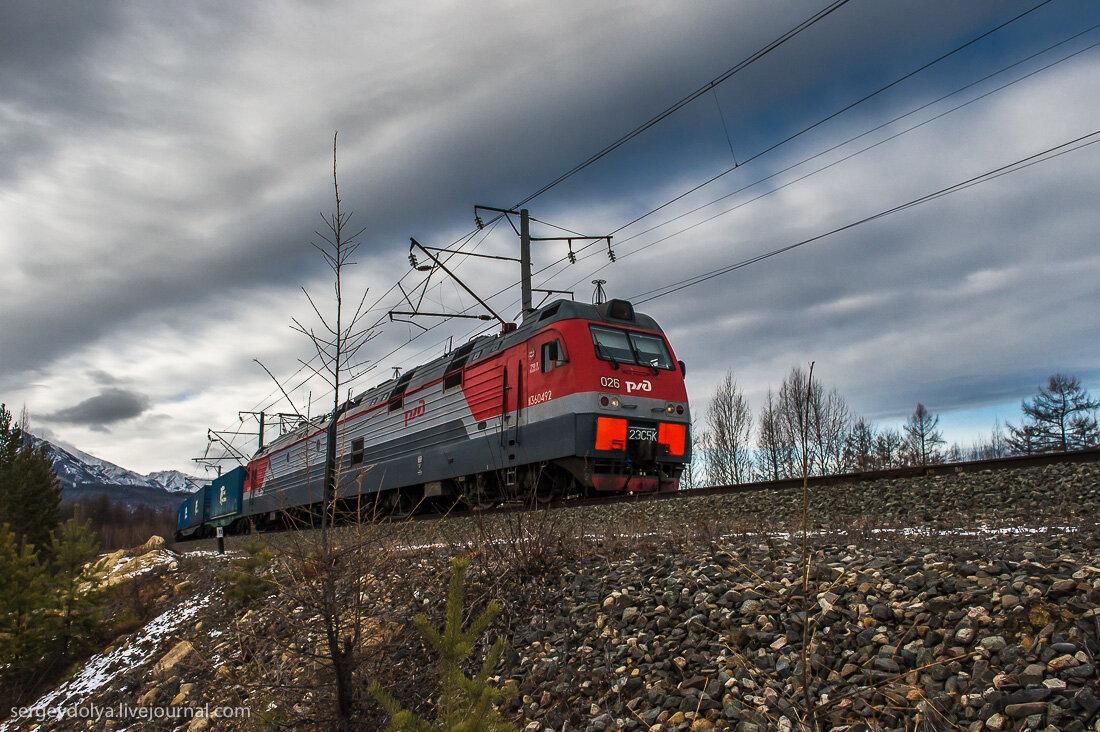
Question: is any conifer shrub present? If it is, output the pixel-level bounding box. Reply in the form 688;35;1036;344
369;556;515;731
219;536;275;605
0;523;51;691
49;507;110;658
0;512;111;704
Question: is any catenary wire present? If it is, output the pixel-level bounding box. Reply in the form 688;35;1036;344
628;130;1100;303
556;32;1100;290
607;0;1057;238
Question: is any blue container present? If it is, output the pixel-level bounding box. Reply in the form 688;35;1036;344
207;466;245;523
177;486;208;533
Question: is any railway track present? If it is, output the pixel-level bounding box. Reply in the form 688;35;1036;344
173;447;1100;550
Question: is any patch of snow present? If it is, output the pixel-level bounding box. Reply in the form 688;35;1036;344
179;549;243;558
1;595;212;730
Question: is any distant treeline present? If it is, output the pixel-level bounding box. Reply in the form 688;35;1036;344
61;493;177;551
685;369;1100;488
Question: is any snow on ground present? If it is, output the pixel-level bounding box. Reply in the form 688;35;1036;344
1;595;212;731
178;549;243;559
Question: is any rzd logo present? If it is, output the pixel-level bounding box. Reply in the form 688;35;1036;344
404;398;427;427
625;380;652;394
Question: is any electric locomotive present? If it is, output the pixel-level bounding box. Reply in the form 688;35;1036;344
177;297;690;536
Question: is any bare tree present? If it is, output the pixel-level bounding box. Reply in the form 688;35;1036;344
904;403;945;466
704;371;753;485
874;428;907;468
777;366;820;476
812;387;851;475
677;405;706;489
756;389;791;480
772;366;851;476
255;132;378;726
843;417;877;472
971;419;1010;460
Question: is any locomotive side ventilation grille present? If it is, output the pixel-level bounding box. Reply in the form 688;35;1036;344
388;370;415;412
538;302;561;321
443;341;477;391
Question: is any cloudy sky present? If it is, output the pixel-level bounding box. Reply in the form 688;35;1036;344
2;0;1098;476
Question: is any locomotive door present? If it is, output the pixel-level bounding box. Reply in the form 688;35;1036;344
504;351;527;448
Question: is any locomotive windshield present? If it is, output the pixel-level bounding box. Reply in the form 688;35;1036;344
590;325;674;370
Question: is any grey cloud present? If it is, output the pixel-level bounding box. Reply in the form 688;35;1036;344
87;369;122;386
44;388;151;428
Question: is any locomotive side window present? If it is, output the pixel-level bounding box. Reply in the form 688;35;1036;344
350;437;364;466
541;339;565;373
590;326;674;370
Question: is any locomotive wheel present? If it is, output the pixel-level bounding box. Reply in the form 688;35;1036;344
466;473;497;510
387;489;416;520
532;466;569;506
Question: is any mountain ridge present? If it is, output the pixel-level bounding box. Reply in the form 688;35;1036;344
24;432;205;508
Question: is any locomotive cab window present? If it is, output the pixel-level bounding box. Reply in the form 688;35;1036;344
541;339;566;373
590;325;674;370
630;333;674;370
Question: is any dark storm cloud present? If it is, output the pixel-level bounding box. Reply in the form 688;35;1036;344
1;0;1098;471
44;388;151;428
0;1;125;179
0;0;1023;383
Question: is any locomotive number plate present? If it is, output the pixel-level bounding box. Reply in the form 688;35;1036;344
628;425;658;441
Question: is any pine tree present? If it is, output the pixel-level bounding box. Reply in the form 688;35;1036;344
370;557;514;731
904;403;945;466
0;404;20;473
0;523;51;684
874;428;907;468
1005;422;1044;456
1008;374;1099;452
49;508;108;658
0;404;62;556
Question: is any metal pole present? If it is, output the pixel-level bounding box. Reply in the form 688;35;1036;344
520;208;532;319
258;412;265;453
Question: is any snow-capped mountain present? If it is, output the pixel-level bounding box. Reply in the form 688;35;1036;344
145;470;205;493
24;433;204;494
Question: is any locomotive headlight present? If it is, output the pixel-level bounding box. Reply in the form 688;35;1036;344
599;394;621;409
665;403;675;414
610;396;621;409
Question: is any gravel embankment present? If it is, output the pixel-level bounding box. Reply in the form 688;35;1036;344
11;461;1097;731
496;532;1100;731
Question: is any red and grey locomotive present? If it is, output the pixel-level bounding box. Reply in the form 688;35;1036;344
177;297;690;537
